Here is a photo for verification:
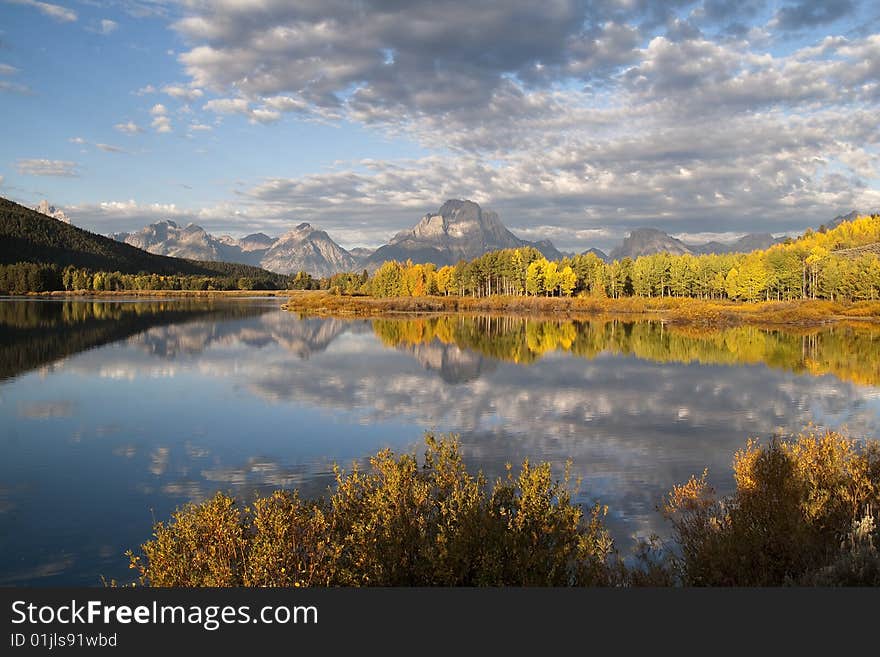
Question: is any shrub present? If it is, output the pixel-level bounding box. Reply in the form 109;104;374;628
661;430;880;585
128;430;880;587
128;435;616;587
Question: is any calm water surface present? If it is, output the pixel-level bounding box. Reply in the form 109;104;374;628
2;297;880;585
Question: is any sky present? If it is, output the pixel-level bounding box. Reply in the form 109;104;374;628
1;0;879;252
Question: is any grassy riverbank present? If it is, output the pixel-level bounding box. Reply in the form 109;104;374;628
282;291;880;327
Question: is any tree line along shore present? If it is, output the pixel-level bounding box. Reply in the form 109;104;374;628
5;212;880;327
281;292;880;328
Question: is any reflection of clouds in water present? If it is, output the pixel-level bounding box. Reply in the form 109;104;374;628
161;481;208;503
100;313;880;525
11;305;880;577
150;447;170;476
112;444;137;458
201;457;308;489
17;400;74;419
185;443;210;459
0;555;74;585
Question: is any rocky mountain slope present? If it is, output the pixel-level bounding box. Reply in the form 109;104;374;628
610;228;692;259
113;220;356;276
609;228;785;259
35;200;70;224
364;199;562;269
112;221;243;263
581;247;609;261
690;232;785;255
259;223;357;276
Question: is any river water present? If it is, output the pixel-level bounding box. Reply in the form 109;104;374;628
2;296;879;585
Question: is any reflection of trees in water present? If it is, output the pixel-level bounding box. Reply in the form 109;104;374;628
0;299;271;380
371;316;880;387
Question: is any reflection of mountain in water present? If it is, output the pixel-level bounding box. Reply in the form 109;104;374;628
264;316;356;359
405;340;496;384
0;299;271;380
132;311;360;360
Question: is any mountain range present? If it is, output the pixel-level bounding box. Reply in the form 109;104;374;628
608;228;787;260
36;197;874;276
110;199;565;276
111;221;356;277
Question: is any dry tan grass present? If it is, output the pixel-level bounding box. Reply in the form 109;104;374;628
282;292;880;327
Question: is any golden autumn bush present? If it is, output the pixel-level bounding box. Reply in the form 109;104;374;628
128;431;880;587
660;430;880;586
128;435;616;587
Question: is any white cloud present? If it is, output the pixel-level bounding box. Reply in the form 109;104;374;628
0;63;29;94
114;121;144;134
203;97;288;124
95;143;126;153
263;95;308;113
0;80;31;94
202;97;249;115
151;116;172;133
149;104;172;131
68;136;85;144
17;158;79;177
26;1;880;248
248;108;281;124
161;84;203;102
99;19;117;35
7;0;77;22
135;84;157;95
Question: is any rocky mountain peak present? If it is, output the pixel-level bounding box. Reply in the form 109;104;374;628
34;200;71;224
238;232;276;252
368;199;561;269
610;227;692;259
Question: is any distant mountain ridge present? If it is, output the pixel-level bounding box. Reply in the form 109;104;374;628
364;199;563;269
610;228;692;260
48;196;874;275
112;199;564;275
609;227;786;259
113;220;356;277
259;223;357;276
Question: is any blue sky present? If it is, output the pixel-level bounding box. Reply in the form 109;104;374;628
1;0;879;251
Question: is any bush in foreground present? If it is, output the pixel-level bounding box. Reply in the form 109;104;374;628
661;429;880;585
128;431;880;587
128;435;615;586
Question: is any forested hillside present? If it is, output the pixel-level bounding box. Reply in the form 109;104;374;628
0;197;289;290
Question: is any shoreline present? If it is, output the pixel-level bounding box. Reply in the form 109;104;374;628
281;291;880;328
7;290;880;328
13;289;288;298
